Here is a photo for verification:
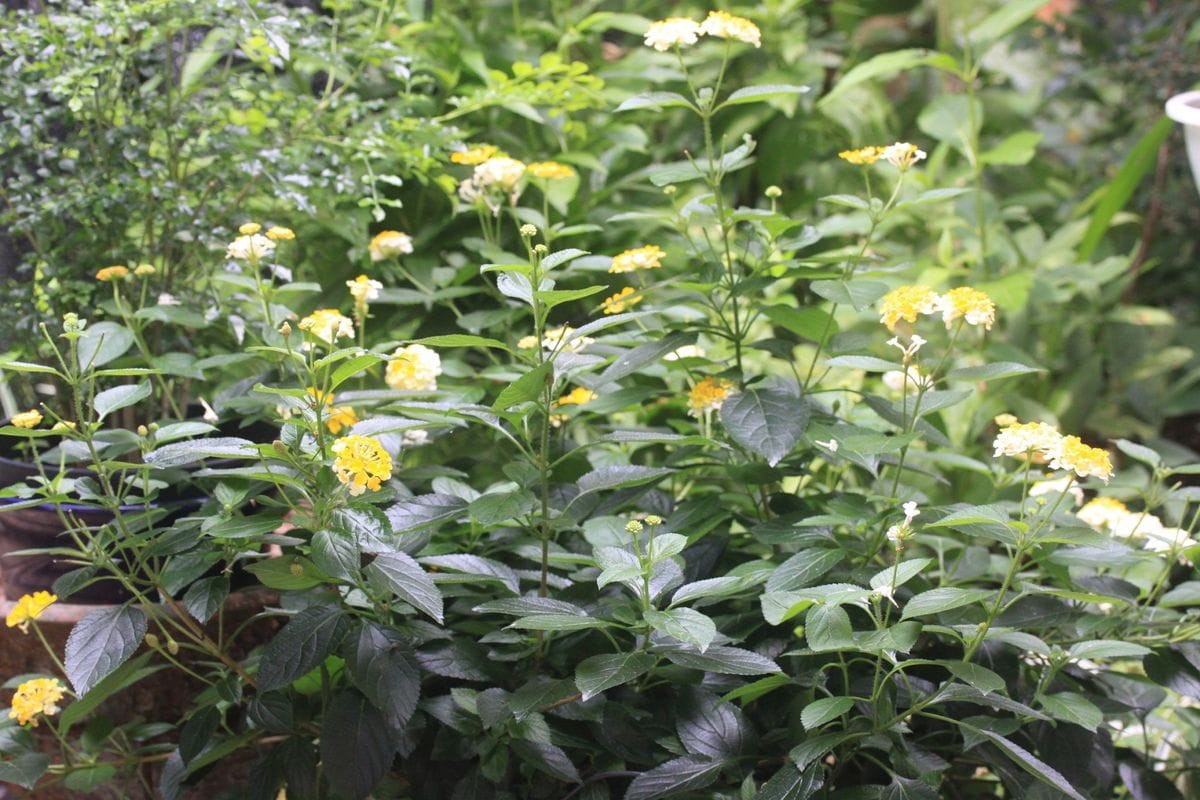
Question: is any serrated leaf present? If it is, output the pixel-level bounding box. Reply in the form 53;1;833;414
511;740;581;783
493;362;553;410
595;332;696;385
144;437;258;468
662;645;781;675
1040;692;1103;730
670;576;753;607
386;493;467;534
756;763;823;800
719;84;810;107
420;554;520;594
65;605;148;696
508;614;611;632
720;387;809;467
676;687;748;758
575;652;656;701
767;549;844;593
805;604;854;652
624;755;725;800
820;48;960;107
257;606;349;692
367;552;445;623
645;608;717;652
943;661;1005;694
182;576;229;623
1067;640;1151;660
411;334;510;352
467;490;537;526
77;321;135;369
616;91;694;111
901;588;990;620
577;465;672;495
962;726;1088;800
321;690;395;800
345;622;420;733
946;362;1043;382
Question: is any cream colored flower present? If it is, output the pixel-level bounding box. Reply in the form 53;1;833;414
664;345;706;362
298;309;354;345
386;344;442;391
698;10;761;46
1028;475;1084;506
226;234;276;261
475;157;526;191
644;17;701;51
10;410;42;429
347;275;383;305
609;245;665;273
1077;497;1130;530
368;231;413;262
1048;435;1113;483
882;142;927;170
992;420;1062;461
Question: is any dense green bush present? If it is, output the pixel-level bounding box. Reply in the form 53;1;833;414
1;2;1199;799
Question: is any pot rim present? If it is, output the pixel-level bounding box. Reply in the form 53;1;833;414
1166;91;1200;127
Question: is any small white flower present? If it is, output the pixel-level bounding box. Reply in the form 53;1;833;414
815;439;839;453
199;397;219;423
902;501;920;525
1029;475;1085;507
643;17;701;51
157;293;181;306
225;233;276;261
664;345;706;362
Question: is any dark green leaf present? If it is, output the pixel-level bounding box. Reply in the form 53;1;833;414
93;383;152;420
756;764;823;800
511;740;581;783
661;645;781;675
964;727;1087;800
321;690;395;800
575;652;656;701
257;606;350;692
625;755;725;800
595;332;696;385
77;321;135;369
65;605;148;696
766;550;844;593
805;604;855;652
182;576;229;624
0;752;50;790
493;362;553;410
645;608;717;652
677;687;749;758
419;554;520;594
367;552;445;623
345;623;420;733
720;387;810;467
801;696;854;730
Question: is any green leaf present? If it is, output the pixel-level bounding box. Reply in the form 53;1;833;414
1161;581;1200;607
596;331;696;385
345;622;420;733
819;49;960;107
648;533;688;563
979;131;1043;165
180;28;231;94
0;753;50;790
961;727;1088;800
893;187;971;208
767;549;844;593
386;493;467;534
945;362;1043;382
576;465;673;495
1067;640;1151;660
412;334;511;352
367;552;445;624
311;530;360;581
801;696;854;730
59;652;161;731
508;614;611;632
1079;116;1173;259
1114;439;1161;468
182;576;229;624
645;608;717;652
575;652;656;701
77;322;135;369
541;248;591;269
144;437;258;468
534;285;607;310
676;687;749;758
662;645;781;675
943;661;1005;694
257;606;350;692
805;604;855;652
63;764;117;792
625;756;725;800
245;556;324;590
720;386;810;467
810;279;889;310
321;690;395;800
719;84;810;108
762;305;838;343
901;588;990;620
869;559;931;593
468;490;537;526
93;383;152;420
756;764;824;800
824;356;903;372
511;740;581;783
65;605;148;696
493;362;553;411
617;91;695;111
819;194;871;210
421;553;522;593
1040;692;1103;730
330;354;385;389
671;576;754;607
968;0;1050;46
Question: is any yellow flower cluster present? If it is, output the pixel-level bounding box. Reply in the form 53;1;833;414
526;161;576;180
601;286;643;315
450;144;500;165
368;230;413;262
1077;496;1195;553
1076;496;1130;530
838;142;927;170
386;344;442;392
878;285;940;331
225;233;275;261
239;222;261;235
6;591;56;632
688;376;736;418
992;417;1113;482
458;157;527;208
266;226;295;241
609;245;665;274
10;410;42;429
878;285;996;332
298;309;354;345
96;265;129;282
644;11;761;50
517;326;594;353
9;678;65;727
331;435;393;496
556;387;596;407
347;275;383;315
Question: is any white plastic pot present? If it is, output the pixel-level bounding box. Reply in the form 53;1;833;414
1166;91;1200;194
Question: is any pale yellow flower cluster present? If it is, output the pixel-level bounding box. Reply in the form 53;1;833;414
556;387;596;407
298;309;354;346
517;326;594;353
96;265;130;282
838;142;927;171
226;233;275;261
10;410;42;429
601;286;643;315
992;417;1113;482
368;230;413;262
347;275;384;319
878;285;995;332
687;376;736;418
450;144;499;165
331;435;393;496
5;591;56;632
644;11;761;51
526;161;576;180
307;388;358;435
1077;497;1196;554
8;678;65;727
458;157;527;209
609;245;665;274
385;344;442;392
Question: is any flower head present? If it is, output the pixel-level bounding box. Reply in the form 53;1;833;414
475;157;526;190
239;222;262;235
298;309;354;346
665;345;706;362
882;142;927;170
226;234;276;261
698;10;761;46
518;326;593;353
368;230;413;262
326;405;358;435
556;387;596;407
644;17;701;51
10;410;42;429
838;146;883;165
609;245;665;273
992;419;1063;461
266;226;295;241
688;376;736;418
8;678;65;726
96;265;130;282
1029;475;1085;506
134;264;156;277
879;285;939;331
882;367;928;395
1049;435;1113;483
332;436;393;496
451;144;499;165
386;344;442;391
527;161;576;180
938;286;996;330
6;591;56;632
601;286;643;315
1077;497;1130;530
347;275;383;311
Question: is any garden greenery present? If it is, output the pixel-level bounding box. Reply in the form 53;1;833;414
1;1;1199;799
